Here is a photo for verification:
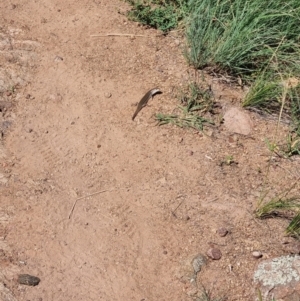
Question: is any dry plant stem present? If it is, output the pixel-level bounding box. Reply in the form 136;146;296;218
68;189;111;219
172;200;184;216
91;33;147;37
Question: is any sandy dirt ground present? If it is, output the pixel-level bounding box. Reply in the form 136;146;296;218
0;1;300;301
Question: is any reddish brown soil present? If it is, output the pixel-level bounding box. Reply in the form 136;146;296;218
0;1;300;301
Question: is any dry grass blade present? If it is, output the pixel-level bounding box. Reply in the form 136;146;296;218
68;189;112;219
255;196;300;219
256;190;300;236
286;213;300;236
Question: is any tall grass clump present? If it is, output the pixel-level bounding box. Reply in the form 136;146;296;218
186;0;300;131
186;0;300;79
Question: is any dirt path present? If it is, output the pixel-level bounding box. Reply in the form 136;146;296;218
1;1;300;301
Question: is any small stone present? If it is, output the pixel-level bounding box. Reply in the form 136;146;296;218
192;254;206;274
207;248;222;260
252;251;262;259
104;92;112;98
217;227;228;237
54;56;63;62
18;274;40;286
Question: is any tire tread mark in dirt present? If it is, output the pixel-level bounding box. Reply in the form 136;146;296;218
50;130;106;189
16;137;62;176
110;203;140;241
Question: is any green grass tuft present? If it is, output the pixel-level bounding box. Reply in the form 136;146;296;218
242;73;281;109
125;0;189;32
186;0;300;78
256;188;300;237
156;82;215;131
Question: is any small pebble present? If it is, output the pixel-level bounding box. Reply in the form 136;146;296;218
18;274;40;286
54;56;63;62
252;251;262;259
217;227;228;237
207;248;222;260
192;254;206;274
104;92;112;98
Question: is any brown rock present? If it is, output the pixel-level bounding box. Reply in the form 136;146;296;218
207;248;222;260
192;254;206;274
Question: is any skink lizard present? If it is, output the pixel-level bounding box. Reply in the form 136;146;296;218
132;88;161;121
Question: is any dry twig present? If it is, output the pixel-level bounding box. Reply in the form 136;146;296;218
68;189;112;219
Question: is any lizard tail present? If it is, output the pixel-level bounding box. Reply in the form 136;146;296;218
132;111;138;121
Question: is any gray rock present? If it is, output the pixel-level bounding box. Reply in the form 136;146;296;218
254;255;300;300
192;254;206;274
175;254;207;283
18;274;40;286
